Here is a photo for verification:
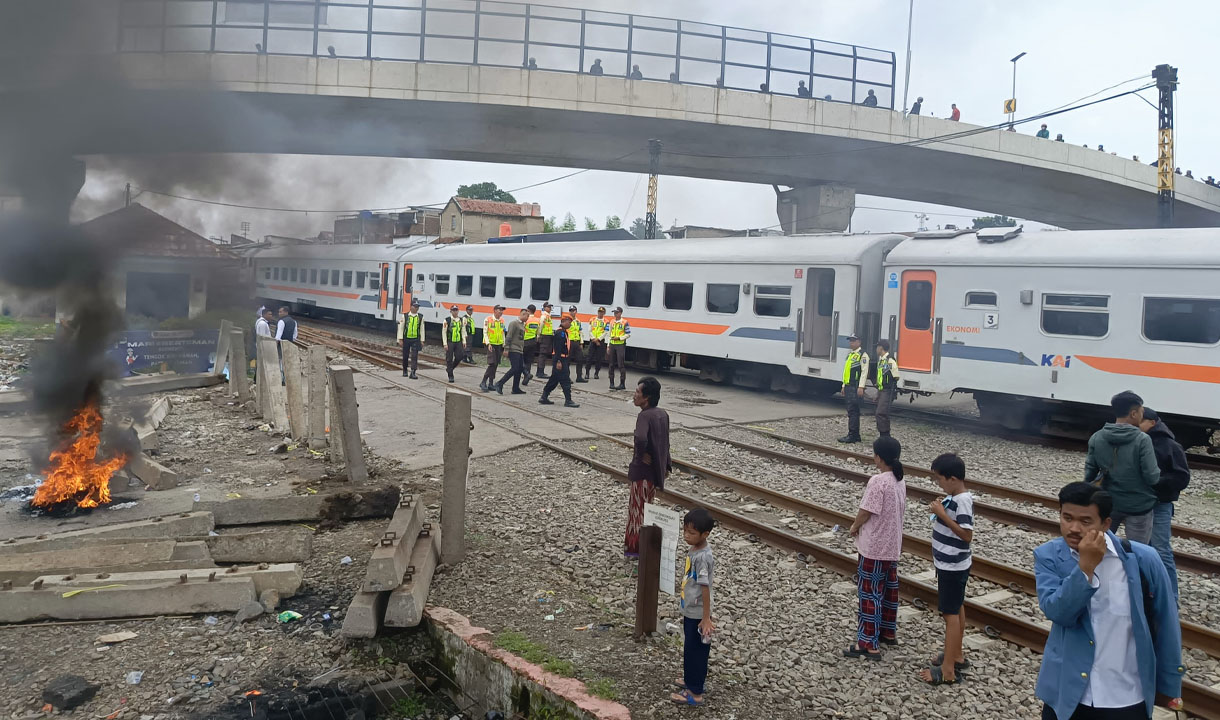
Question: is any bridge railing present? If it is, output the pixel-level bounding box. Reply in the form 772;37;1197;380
116;0;896;107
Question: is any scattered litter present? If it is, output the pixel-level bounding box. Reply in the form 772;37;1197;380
298;524;316;531
588;445;597;451
61;584;125;598
108;501;139;511
276;611;303;623
689;446;698;452
305;487;318;495
95;646;111;653
270;443;288;454
203;468;212;474
0;482;37;503
202;616;219;626
573;624;591;631
257;424;272;432
665;622;680;634
831;524;841;533
208;530;219;536
125;671;144;685
226;493;242;499
96;631;138;644
192;493;201;503
544;614;555;621
308;449;324;457
339;556;352;566
360;430;372;435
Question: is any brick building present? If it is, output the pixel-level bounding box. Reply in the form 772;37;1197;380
439;198;544;244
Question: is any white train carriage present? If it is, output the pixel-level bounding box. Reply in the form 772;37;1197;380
407;233;905;391
251;242;430;326
882;227;1220;443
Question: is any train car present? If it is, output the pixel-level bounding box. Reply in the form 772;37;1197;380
250;241;430;327
407;233;905;391
882;226;1220;444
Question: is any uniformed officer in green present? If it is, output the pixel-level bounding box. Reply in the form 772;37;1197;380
443;304;467;383
396;299;424;379
535;302;555;378
874;339;900;438
480;305;506;392
522;304;539;386
566;305;587;383
839;333;869;443
462;305;477;363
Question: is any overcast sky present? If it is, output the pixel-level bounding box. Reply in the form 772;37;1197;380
74;0;1220;239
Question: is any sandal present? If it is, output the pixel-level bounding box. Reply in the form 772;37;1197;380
880;636;899;646
931;652;970;670
670;689;703;706
673;680;711;693
842;643;882;661
921;666;960;685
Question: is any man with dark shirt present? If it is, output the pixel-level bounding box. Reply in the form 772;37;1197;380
589;58;604;76
538;315;579;408
861;89;878;106
494;307;529;395
910;96;922;115
625;376;671;557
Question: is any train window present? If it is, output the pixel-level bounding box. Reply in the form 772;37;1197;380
310;269;318;284
1143;297;1220;345
590;280;615;305
965;291;997;307
754;285;792;317
290;268;298;281
331;270;340;285
369;274;380;291
273;267;280;280
664;282;693;311
625;281;652;308
356;272;365;289
904;281;933;330
479;276;497;297
263;267;271;280
435;274;450;294
504;276;522;299
320;270;329;286
531;277;551;301
1041;294;1109;338
559;278;582;304
343;271;353;287
457;275;473;296
706;284;740;314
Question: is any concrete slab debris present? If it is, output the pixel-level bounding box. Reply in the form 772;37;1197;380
195;487;398;526
42;675;100;710
340;589;389;639
0;540;180;574
198;529;312;563
362;498;423;593
146;396;172;428
384;529;441;628
0;558;216;587
0;512;214;553
112;372;225;396
128;453;179;490
30;563;303;597
0;576;257;623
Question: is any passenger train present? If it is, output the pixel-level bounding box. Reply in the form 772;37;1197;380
250;227;1220;446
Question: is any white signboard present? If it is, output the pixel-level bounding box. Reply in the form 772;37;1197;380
643;503;682;596
983;312;999;329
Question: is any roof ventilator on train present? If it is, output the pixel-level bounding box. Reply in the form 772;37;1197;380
976;226;1024;243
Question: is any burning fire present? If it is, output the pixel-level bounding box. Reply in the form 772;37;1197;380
32;401;127;509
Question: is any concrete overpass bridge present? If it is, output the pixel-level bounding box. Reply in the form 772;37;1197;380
2;0;1219;230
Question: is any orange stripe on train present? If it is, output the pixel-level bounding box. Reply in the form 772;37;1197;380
269;285;362;300
1074;355;1220;385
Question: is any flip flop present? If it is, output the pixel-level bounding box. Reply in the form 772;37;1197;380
931;652;970;670
673;680;711;693
922;666;960;685
843;643;882;661
880;636;899;646
670;689;703;706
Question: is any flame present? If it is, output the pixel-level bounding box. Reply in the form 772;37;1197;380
32;401;127;509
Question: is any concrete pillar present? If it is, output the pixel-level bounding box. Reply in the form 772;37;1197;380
257;337;289;431
441;389;472;565
228;328;250;402
327;365;368;483
281;342;306;440
775;184;856;233
212;320;233;377
305;346;327;447
254;337;270;419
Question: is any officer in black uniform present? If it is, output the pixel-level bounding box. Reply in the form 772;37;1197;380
539;315;580;408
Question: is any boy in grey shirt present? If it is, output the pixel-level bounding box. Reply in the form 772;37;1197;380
673;507;715;707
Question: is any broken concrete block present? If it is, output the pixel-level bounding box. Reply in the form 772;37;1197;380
195;487;398;526
128;453;178;490
384;529;441;628
201;529;312;563
0;541;179;575
340;590;389;639
0;577;258;623
32;563;303;597
259;588;281;612
362;499;423;592
0;512;213;554
42;675;100;710
132;421;158;453
146;396;172;427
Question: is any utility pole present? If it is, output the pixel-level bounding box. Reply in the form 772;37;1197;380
124;183;131;208
1153;64;1177;228
901;0;914;112
644;139;662;239
1009;52;1026;127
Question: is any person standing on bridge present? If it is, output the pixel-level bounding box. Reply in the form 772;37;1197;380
463;305;477;364
861;89;878;107
521;304;539;386
1084;391;1160;544
1034;482;1183;720
910;96;923;115
873;339;900;439
625;376;670;557
1037;124;1051;139
608;307;631;390
494;307;529;395
538;315;579;408
535;303;555;379
1138;408;1190;599
585;306;608;381
949;103;960;121
442;304;467;383
629;64;644;80
397;299;424;379
839;333;869;444
566;306;587;383
589;58;604;76
480;305;506;392
797;80;811;98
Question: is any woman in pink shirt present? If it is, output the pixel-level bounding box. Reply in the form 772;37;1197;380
844;436;907;660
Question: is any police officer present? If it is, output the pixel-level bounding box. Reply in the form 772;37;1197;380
539;314;580;408
397;299;424;378
585;306;608;380
443;304;467;383
566;305;587;383
607;306;631;390
480;305;506;392
462;305;477;363
874;339;900;438
521;304;539;386
839;333;869;443
535;302;555;378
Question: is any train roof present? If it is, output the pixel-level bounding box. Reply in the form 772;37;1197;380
248;239;432;261
408;233;905;264
887;227;1220;268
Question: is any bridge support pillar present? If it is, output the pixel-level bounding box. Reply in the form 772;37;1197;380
775;184;856;234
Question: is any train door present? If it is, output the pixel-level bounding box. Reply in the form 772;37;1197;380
401;264;413;312
801;268;836;358
898;270;936;372
377;263;389;311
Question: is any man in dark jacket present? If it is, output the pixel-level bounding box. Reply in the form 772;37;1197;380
1139;408;1190;598
1084;390;1160;543
538;315;579;408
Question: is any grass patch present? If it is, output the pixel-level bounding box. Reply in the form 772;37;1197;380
541;657;576;677
585;677;618;700
390;693;429;718
0;316;54;339
494;630;576;677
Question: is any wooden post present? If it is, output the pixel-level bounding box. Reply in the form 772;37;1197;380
228;328;250;402
327;365;368;483
282;343;307;440
255;336;269;419
212;319;233;376
305;345;327;447
440;389;471;565
634;525;662;638
257;337;290;431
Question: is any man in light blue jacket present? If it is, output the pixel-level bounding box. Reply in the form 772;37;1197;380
1035;482;1183;720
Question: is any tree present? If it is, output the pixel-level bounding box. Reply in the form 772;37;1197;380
544;216;558;233
584;217;598;231
455;182;517;203
972;214;1017;229
560;212;577;232
605;215;622;229
628;217;648;238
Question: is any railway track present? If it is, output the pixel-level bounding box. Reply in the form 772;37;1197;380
298;325;1220;719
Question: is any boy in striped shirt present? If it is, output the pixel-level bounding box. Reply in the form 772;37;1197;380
920;453;974;686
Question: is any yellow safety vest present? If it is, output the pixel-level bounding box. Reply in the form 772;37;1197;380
524;316;539;340
540;314;554;336
447;317;462;343
463;315;476;337
609;319;628;345
876;353;898;390
485;316;505;345
842;348;866;386
590;317;607;339
404;314;421;340
567;319;582;341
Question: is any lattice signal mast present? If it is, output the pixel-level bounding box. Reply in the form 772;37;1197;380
644;139;662;239
1153;64;1177;228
